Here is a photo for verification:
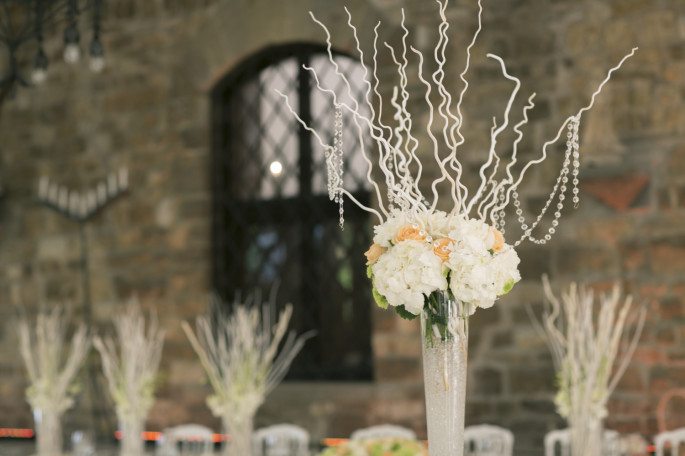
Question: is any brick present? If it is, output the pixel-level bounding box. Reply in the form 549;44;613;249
632;347;667;365
659;296;685;318
615;363;648;392
656;327;678;346
650;242;685;274
649;366;685;392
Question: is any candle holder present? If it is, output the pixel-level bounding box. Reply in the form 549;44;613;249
37;168;128;223
35;167;130;440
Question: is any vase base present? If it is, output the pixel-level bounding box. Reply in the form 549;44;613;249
423;339;467;456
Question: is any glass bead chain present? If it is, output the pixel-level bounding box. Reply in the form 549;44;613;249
333;105;344;229
493;187;507;235
512;116;580;246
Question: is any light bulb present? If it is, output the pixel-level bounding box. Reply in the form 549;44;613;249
89;39;105;73
269;161;283;176
31;49;49;85
63;44;81;63
31;68;47;85
89;56;105;73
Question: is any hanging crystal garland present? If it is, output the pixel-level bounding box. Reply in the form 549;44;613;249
0;0;106;98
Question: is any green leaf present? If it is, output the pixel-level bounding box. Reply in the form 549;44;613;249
395;305;418;320
372;285;389;310
367;265;389;310
501;278;515;295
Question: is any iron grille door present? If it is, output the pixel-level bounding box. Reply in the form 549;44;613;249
211;43;373;380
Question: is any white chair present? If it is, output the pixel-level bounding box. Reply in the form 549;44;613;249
544;429;571;456
655;428;685;456
464;424;514;456
349;424;416;441
156;424;215;456
544;428;620;456
252;423;310;456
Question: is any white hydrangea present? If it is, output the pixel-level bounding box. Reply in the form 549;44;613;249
372;240;447;315
368;211;520;316
444;217;520;310
417;210;451;238
372;210;408;247
489;247;521;292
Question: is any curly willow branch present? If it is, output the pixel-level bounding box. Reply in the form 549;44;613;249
277;0;636;246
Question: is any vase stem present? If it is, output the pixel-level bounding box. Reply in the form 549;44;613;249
119;418;145;456
421;291;468;456
35;408;62;456
570;414;603;456
222;416;254;456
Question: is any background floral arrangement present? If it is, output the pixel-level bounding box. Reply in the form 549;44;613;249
182;293;312;456
530;276;646;456
18;306;91;456
94;299;165;454
319;438;428;456
534;277;646;420
19;307;91;416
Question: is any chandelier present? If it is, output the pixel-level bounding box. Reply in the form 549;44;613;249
0;0;105;97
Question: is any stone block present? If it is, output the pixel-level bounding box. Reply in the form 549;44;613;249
510;364;555;394
372;332;421;359
556;244;621;278
565;21;601;55
375;357;422;382
169;359;206;385
471;366;504;395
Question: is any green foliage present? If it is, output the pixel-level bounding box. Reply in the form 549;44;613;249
501;278;515;294
367;265;389;310
395;305;418;320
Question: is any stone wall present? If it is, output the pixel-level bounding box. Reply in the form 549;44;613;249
0;0;684;455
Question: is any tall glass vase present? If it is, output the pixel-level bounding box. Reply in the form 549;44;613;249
420;290;469;456
119;417;144;456
34;408;63;456
222;414;254;456
569;412;603;456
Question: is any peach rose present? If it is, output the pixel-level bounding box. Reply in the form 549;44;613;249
393;224;426;244
490;227;505;252
432;238;453;262
364;243;383;264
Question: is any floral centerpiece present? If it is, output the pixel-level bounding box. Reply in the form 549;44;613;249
278;0;636;454
366;209;520;320
319;438;428;456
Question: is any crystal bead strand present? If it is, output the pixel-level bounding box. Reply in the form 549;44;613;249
493;186;506;235
333;105;345;229
512;116;580;247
